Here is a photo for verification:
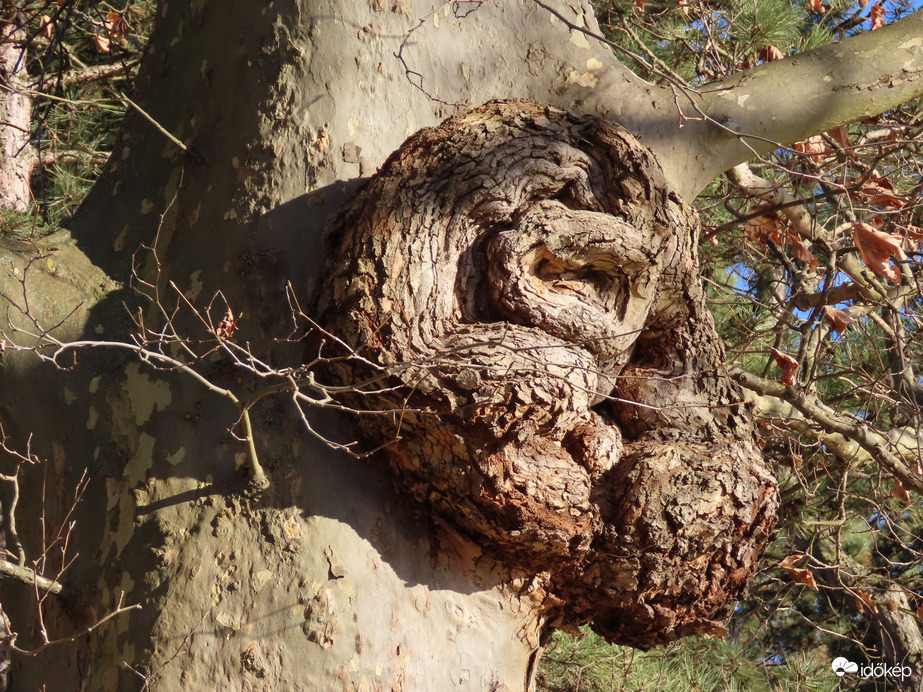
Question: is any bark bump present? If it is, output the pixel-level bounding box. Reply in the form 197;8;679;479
313;100;778;649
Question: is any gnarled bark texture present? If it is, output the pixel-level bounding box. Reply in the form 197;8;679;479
315;100;779;649
9;0;920;687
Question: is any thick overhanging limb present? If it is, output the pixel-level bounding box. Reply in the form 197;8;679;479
650;10;923;196
731;367;923;494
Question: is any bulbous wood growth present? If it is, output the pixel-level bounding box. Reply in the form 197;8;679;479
313;100;779;649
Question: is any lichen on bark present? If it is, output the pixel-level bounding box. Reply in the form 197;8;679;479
313;100;779;649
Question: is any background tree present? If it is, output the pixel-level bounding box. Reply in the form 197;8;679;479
0;1;921;691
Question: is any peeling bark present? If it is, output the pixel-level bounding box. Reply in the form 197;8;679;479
315;100;779;649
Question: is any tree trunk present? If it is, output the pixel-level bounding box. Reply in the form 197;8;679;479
0;0;920;690
3;1;665;689
0;7;37;213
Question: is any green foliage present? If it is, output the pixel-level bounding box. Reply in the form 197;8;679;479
0;0;155;237
538;627;839;691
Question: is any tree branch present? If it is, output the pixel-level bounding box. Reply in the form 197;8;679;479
688;10;923;194
0;559;62;594
730;367;923;494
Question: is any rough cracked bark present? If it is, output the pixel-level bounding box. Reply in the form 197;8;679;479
314;100;779;649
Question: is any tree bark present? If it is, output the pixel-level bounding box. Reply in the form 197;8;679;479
314;100;778;649
0;9;37;213
686;10;923;195
0;0;919;690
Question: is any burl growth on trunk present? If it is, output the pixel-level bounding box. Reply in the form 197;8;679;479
313;100;778;649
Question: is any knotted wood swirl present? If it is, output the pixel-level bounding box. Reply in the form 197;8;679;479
314;101;778;648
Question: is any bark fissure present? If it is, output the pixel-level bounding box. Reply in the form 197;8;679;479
315;100;779;649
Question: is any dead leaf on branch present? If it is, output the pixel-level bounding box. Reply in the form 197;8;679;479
744;206;818;268
790;236;819;270
853;588;879;614
807;0;825;12
779;555;817;588
216;308;239;339
794;127;856;161
825;126;852;152
96;12;131;53
39;15;53;39
794;135;828;161
849;173;904;208
851;221;906;283
744;207;783;245
822;306;855;334
896;223;923;242
870;3;885;29
758;45;785;63
893;478;911;504
770;347;799;386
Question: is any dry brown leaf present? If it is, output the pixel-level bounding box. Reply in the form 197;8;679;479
870;3;885;29
39;15;53;39
825;125;851;151
216;308;239;339
745;207;783;245
853;588;878;614
779;555;800;569
106;12;131;35
899;224;923;242
790;236;819;270
103;12;131;49
758;45;785;62
770;347;799;386
95;34;110;53
794;135;828;160
852;221;906;283
807;0;825;12
823;306;855;334
852;174;904;208
893;478;911;504
788;568;817;588
678;0;689;16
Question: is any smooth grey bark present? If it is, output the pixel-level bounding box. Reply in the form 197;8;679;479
684;11;923;196
0;0;920;690
3;1;667;689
